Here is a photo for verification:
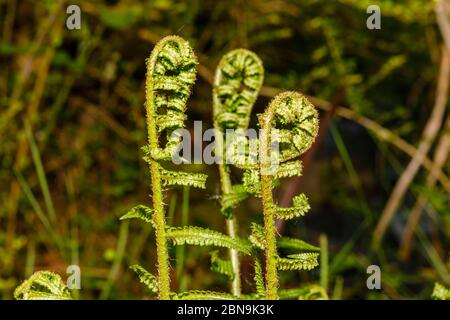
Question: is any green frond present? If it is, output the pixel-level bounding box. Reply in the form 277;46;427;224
146;35;197;161
277;253;319;271
243;169;261;195
432;283;450;300
275;160;303;179
221;184;249;212
210;250;234;280
129;265;158;293
253;257;265;299
165;226;251;255
159;166;207;189
171;290;237;300
274;194;310;220
14;271;72;300
279;285;328;300
120;205;154;226
249;223;265;250
259;91;319;163
213;49;264;130
277;237;320;252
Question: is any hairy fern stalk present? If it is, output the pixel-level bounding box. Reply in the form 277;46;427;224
213;49;264;296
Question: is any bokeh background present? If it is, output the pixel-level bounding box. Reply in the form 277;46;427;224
1;0;449;299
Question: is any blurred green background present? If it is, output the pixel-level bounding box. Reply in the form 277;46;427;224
0;0;449;299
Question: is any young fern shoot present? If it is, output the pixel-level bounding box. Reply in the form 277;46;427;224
122;36;207;300
213;49;264;296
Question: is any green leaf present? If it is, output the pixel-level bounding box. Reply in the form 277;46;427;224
160;166;207;189
14;271;72;300
129;265;158;293
277;253;319;271
274;194;310;220
166;226;251;255
277;237;320;252
210;251;234;280
279;285;328;300
171;290;237;300
243;169;261;195
120;205;154;226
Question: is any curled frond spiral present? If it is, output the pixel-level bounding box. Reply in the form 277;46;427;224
213;49;264;130
146;35;197;161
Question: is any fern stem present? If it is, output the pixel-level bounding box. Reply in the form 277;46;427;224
259;115;279;300
145;46;170;300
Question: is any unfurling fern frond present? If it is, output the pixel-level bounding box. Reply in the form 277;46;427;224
273;194;311;220
171;290;237;300
120;205;154;226
213;49;264;130
432;283;450;300
277;237;320;252
274;160;303;178
210;250;235;280
143;36;204;300
165;226;252;255
146;35;197;161
130;265;158;293
159;166;207;189
14;271;72;300
277;253;319;271
243;169;261;195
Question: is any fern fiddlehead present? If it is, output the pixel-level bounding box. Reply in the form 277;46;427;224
213;49;264;296
143;35;205;299
258;92;319;299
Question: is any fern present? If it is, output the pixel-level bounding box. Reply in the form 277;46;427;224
14;271;72;300
166;226;251;255
277;237;320;252
141;35;205;299
253;256;266;299
171;290;237;300
130;265;158;293
210;250;234;280
257;92;319;299
120;205;154;226
213;49;264;296
279;285;328;300
273;194;311;220
277;253;320;271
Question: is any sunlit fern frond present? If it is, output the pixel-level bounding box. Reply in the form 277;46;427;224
130;265;158;293
273;194;310;220
277;253;319;271
432;283;450;300
120;205;154;226
259;91;319;163
243;169;262;195
14;271;72;300
146;35;198;161
277;237;320;252
165;226;252;255
213;49;264;130
171;290;237;300
210;250;235;280
159;165;207;189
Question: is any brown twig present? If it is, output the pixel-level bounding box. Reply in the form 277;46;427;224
373;45;450;246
